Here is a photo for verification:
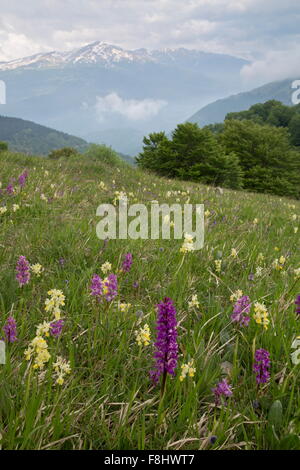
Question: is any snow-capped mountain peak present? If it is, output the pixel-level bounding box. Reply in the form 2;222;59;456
0;41;247;72
0;41;154;71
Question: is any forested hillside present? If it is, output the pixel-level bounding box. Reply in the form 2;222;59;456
0;115;88;155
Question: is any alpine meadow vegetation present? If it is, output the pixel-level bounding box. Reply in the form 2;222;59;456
0;146;300;450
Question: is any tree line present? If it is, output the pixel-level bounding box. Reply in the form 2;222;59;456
136;100;300;199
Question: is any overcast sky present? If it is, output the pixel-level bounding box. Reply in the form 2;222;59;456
0;0;300;86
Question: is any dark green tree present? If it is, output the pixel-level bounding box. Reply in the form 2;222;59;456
289;113;300;146
136;132;174;176
221;119;300;197
137;123;244;189
266;103;294;128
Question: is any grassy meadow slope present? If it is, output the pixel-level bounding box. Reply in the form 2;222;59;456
0;150;300;450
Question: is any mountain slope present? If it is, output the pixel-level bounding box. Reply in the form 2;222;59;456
0;115;88;155
188;78;296;126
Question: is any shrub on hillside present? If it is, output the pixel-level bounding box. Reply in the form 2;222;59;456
48;147;80;159
0;141;8;152
84;144;123;166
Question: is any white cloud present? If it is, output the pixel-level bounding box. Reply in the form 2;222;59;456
241;46;300;86
0;31;49;62
95;92;167;121
171;19;216;40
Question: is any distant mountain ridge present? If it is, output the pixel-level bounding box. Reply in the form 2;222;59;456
0;41;249;155
188;78;297;126
0;42;152;71
0;41;248;71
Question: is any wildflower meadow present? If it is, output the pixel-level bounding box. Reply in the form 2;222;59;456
0;150;300;450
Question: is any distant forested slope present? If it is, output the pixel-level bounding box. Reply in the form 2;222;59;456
0;115;88;155
188;78;297;127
